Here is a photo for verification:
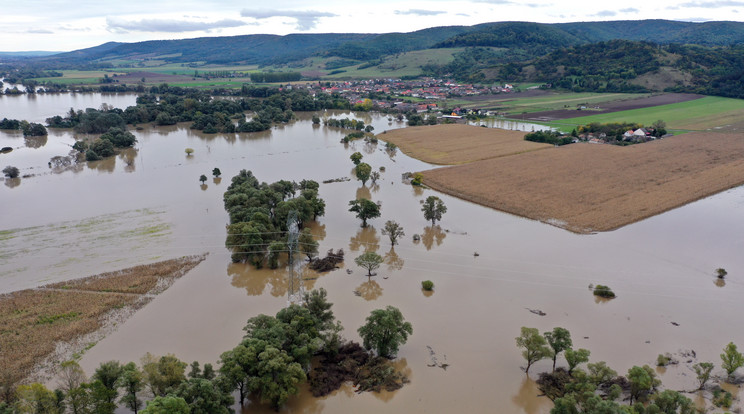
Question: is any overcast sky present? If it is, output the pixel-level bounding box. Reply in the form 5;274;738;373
2;0;743;52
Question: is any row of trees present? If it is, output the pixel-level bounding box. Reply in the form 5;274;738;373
0;289;413;413
72;127;137;161
0;118;47;137
516;326;744;413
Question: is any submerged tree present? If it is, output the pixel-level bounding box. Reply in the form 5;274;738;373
349;198;380;227
422;195;447;225
515;327;551;374
358;306;413;358
721;342;744;379
355;251;384;277
381;220;405;246
544;327;572;372
355;162;372;185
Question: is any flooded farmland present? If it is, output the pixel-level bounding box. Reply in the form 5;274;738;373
1;93;743;413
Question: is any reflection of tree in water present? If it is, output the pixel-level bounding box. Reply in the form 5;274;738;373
511;375;552;414
228;261;320;297
119;148;137;173
363;141;376;155
412;185;424;197
24;135;47;149
212;177;222;185
384;248;404;272
421;225;446;250
88;156;116;173
356;185;371;201
370;183;380;193
368;358;412;403
349;226;379;252
356;280;383;301
715;278;726;288
4;177;20;189
200;184;208;191
304;221;327;242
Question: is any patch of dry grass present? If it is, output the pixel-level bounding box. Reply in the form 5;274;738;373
380;124;551;165
421;132;744;233
0;255;206;388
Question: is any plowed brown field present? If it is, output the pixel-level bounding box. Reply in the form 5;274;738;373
420;132;744;233
380;123;551;165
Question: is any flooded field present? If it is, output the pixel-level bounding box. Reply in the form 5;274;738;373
1;93;743;413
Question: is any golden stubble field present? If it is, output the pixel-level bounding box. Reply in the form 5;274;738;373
380;123;551;165
395;126;744;233
0;255;206;388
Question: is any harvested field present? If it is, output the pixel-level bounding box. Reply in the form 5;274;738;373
521;93;703;122
380;124;551;165
0;255;206;388
421;132;744;233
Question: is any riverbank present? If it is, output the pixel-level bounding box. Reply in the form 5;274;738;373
0;255;206;387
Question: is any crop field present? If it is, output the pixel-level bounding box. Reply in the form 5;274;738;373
32;70;126;85
550;96;744;131
420;131;744;233
380;123;551;165
0;255;206;387
327;48;466;79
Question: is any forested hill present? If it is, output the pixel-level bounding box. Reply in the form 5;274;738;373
25;19;744;67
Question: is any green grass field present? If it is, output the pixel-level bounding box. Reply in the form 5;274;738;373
493;92;651;114
548;96;744;131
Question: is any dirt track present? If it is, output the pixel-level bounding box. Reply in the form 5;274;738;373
380;123;551;165
521;93;704;121
420;132;744;233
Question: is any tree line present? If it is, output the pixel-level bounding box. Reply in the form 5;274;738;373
0;289;413;413
516;326;744;413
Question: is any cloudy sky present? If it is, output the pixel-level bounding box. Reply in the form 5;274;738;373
2;0;743;52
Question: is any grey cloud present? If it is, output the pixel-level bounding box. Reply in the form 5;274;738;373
677;0;744;7
105;17;247;33
58;25;91;32
620;7;639;12
394;9;446;16
240;9;337;31
595;10;617;16
471;0;513;4
27;29;54;34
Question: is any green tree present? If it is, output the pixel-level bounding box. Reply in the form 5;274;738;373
627;365;659;404
355;162;372;185
651;389;695;414
381;220;405;246
355;251;384;277
199;175;207;184
57;360;88;413
422;196;447;225
252;345;306;410
141;354;187;397
140;396;190;414
357;306;413;358
693;362;714;390
212;168;221;177
587;361;616;386
185;148;194;156
564;348;590;375
298;228;319;260
100;127;136;148
544;327;572;372
516;327;552;374
348;198;380;227
370;171;380;184
91;361;123;414
2;166;19;179
350;152;363;165
14;383;61;414
174;378;232;414
90;139;115;158
118;362;144;414
721;342;744;379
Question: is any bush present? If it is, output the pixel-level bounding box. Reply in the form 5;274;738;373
656;354;670;366
716;268;728;279
411;173;423;186
421;280;434;291
593;284;615;298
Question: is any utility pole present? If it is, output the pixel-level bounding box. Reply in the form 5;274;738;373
286;210;303;305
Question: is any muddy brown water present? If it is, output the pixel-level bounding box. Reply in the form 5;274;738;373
1;94;744;412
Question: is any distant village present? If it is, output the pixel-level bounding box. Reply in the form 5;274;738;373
290;77;527;115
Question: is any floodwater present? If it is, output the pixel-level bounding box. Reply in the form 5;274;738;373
2;93;744;413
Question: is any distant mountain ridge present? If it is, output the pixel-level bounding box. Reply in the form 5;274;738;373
27;19;744;67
